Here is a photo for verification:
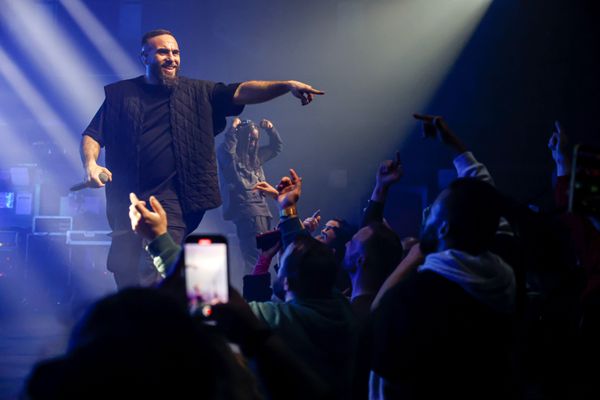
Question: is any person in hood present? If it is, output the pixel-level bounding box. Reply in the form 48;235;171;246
369;177;516;400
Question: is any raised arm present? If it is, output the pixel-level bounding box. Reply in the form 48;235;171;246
80;135;112;187
254;170;308;248
371;242;425;310
548;121;571;208
414;113;512;235
233;80;324;106
413;113;467;155
362;152;403;227
548;120;571;177
258;119;283;163
128;192;180;277
413;113;494;184
221;117;241;155
217;118;242;182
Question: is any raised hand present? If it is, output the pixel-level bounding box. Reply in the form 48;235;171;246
277;169;302;209
302;211;322;233
260;119;274;130
413;113;467;154
231;117;242;130
548;120;569;159
288;80;325;106
254;181;279;199
548;120;570;175
128;192;168;241
376;151;403;190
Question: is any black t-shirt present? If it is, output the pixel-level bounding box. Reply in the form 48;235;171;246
137;83;177;199
83;79;243;198
83;82;177;199
83;78;243;230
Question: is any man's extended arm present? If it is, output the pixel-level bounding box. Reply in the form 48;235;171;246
233;80;324;106
80;135;112;187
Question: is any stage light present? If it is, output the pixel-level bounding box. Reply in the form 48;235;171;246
0;46;81;171
0;0;104;124
59;0;139;80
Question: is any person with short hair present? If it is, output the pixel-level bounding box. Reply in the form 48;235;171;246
370;177;516;400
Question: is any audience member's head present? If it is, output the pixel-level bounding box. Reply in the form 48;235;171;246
25;288;248;399
319;218;356;262
343;222;403;293
420;178;503;255
279;235;339;299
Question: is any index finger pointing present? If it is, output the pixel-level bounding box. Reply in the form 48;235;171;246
129;192;140;205
289;168;300;183
134;201;150;217
413;113;434;122
149;195;166;216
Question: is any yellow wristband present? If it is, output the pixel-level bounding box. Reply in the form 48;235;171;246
279;206;297;218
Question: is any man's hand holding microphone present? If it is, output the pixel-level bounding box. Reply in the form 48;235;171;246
70;162;112;191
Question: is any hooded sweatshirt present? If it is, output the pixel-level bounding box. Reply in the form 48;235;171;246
419;249;516;313
370;249;516;399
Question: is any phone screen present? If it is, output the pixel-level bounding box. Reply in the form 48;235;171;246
184;235;229;314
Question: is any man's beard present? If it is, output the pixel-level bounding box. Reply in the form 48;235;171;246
150;63;179;91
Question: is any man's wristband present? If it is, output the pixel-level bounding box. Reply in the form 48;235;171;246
279;205;297;218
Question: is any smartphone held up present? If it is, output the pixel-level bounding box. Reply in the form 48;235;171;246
183;234;230;316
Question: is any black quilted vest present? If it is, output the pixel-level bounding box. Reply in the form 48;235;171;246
102;76;226;231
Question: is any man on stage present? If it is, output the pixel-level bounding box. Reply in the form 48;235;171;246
80;29;323;288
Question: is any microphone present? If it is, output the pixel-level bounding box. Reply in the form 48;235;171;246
70;172;109;192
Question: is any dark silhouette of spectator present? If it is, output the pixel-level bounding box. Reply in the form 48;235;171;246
343;221;403;320
24;287;257;400
128;175;348;399
252;169;359;400
370;177;516;400
547;121;600;398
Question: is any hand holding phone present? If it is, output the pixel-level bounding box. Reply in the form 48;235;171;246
302;209;321;233
256;229;281;251
184;234;230;316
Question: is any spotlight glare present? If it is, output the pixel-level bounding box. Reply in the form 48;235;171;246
59;0;139;80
